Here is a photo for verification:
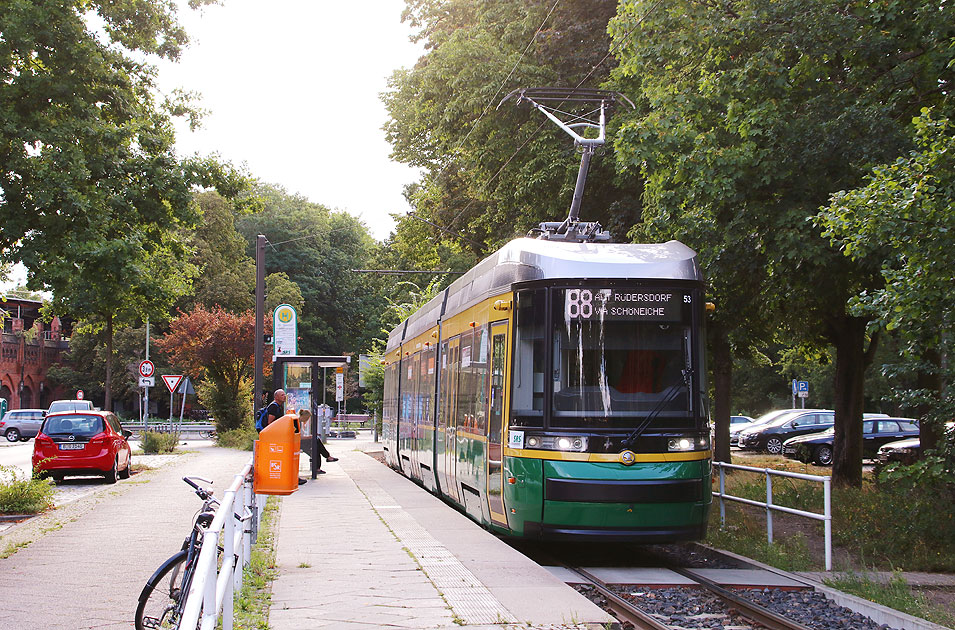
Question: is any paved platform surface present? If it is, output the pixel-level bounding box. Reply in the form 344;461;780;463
0;442;252;629
269;436;613;629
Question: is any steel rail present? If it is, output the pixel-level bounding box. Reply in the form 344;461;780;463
671;567;814;630
568;566;672;630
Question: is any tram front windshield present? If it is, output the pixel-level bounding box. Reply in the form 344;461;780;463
511;287;696;430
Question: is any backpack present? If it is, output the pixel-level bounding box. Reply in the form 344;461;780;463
255;406;270;432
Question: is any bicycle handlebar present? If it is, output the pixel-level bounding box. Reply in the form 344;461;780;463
183;476;214;500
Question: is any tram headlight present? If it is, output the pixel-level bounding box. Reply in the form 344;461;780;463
668;435;708;452
523;435;588;452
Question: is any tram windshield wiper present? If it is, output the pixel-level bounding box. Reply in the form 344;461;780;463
622;369;692;449
624;331;694;449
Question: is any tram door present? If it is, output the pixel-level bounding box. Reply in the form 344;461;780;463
486;322;508;526
442;337;461;504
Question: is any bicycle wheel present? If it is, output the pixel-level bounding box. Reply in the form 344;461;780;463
135;550;189;630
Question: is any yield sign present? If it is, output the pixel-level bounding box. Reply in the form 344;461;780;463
162;375;183;394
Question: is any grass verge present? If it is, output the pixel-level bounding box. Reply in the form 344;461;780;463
232;496;281;629
705;508;815;572
824;571;955;629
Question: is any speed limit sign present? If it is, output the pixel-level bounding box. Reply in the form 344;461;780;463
139;360;155;379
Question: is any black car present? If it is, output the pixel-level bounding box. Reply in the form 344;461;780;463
737;410;835;454
783;418;920;465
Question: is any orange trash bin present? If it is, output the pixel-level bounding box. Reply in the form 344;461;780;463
254;413;301;495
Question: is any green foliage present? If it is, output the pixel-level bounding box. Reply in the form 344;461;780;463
383;0;630;259
217;425;257;451
0;465;54;514
141;431;179;454
236;183;384;356
824;572;955;628
265;272;304;316
187;191;256;314
195;376;253;435
819;112;955;424
833;484;955;571
361;346;385;421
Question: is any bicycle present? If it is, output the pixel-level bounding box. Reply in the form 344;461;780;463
135;476;220;630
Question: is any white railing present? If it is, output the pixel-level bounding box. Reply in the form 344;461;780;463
180;459;258;630
712;461;833;571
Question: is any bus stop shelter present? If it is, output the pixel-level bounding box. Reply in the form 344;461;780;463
272;355;350;479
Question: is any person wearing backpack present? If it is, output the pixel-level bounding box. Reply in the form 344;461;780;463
262;389;286;430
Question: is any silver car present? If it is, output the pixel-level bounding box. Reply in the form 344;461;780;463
0;409;46;442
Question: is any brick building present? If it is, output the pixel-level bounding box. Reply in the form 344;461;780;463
1;296;71;410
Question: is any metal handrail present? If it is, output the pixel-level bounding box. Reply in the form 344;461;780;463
179;459;257;630
712;461;832;570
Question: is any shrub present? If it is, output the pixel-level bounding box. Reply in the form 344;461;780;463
834;483;955;571
142;431;180;454
217;424;257;451
0;465;54;514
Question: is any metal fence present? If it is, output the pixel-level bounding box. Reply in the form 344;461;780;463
180;459;260;630
712;461;833;571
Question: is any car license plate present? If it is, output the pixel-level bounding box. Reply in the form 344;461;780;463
59;443;85;450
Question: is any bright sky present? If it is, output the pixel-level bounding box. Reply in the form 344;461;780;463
156;0;424;241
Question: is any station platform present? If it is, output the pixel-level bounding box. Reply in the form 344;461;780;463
268;434;614;630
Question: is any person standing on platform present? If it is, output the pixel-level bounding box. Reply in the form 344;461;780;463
264;389;287;428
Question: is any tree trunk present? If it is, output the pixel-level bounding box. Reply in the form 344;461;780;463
711;322;732;463
104;313;113;412
916;349;942;451
830;316;875;488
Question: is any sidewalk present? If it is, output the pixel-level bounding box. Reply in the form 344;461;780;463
0;443;253;629
269;434;613;629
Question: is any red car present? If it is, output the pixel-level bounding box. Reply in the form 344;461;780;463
33;411;133;483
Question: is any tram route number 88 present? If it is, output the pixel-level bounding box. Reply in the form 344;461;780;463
565;288;691;320
565;289;604;319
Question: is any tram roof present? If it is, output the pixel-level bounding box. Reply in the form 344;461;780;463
388;238;701;349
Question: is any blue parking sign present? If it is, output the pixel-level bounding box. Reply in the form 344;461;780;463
797;381;809;393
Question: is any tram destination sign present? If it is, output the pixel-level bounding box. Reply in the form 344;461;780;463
565;288;685;322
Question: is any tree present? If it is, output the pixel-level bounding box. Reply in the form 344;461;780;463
383;0;634;257
265;272;305;315
0;0;227;409
819;111;955;450
236;184;384;356
608;0;954;485
154;306;263;432
187;192;256;313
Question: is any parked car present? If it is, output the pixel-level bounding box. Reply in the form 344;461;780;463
876;422;954;466
732;409;825;448
46;399;95;415
876;437;922;466
783;418;920;465
738;409;835;454
33;411;133;483
0;408;46;442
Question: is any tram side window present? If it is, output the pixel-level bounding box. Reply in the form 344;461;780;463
511;289;545;426
401;354;415;430
421;345;436;429
456;330;476;433
472;326;489;435
437;340;450;430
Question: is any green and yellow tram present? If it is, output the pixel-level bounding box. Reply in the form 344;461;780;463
382;237;712;541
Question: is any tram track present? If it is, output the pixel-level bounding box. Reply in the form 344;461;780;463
568;564;815;630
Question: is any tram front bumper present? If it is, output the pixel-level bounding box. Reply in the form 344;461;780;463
533;459;711;541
